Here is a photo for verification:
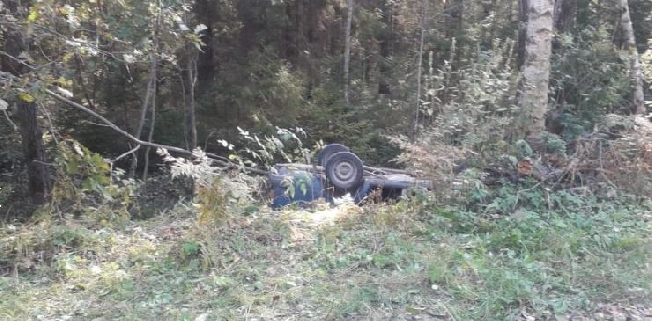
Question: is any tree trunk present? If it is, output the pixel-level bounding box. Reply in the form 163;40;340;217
18;100;52;205
518;0;554;135
445;0;464;74
129;55;158;178
378;0;393;95
553;0;576;33
428;50;436;123
413;0;428;141
1;0;52;206
620;0;645;114
187;50;198;150
142;77;158;181
194;0;216;92
517;0;529;70
343;0;354;106
142;1;163;180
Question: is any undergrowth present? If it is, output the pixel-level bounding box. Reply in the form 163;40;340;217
1;181;650;320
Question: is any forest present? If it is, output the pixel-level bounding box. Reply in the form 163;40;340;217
1;0;652;319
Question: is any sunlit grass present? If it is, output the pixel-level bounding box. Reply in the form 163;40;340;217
1;195;651;320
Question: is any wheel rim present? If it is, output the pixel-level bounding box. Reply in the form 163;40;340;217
332;159;357;185
325;151;364;191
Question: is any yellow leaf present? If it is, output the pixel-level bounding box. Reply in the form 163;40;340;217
18;92;35;103
28;7;38;22
62;52;74;63
228;154;240;161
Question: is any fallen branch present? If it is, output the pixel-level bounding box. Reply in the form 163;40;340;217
44;88;268;176
1;70;266;175
46;88;190;154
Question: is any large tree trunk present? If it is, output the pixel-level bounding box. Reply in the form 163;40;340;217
1;0;52;206
620;0;645;114
343;0;354;106
518;0;554;135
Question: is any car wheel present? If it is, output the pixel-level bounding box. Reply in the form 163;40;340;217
325;152;364;191
317;144;350;166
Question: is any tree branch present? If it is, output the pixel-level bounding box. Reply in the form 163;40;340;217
45;88;189;155
44;88;268;175
1;70;267;176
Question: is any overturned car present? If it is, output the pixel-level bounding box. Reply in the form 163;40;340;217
268;144;432;209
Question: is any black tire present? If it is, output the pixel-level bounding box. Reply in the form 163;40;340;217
317;144;350;166
325;152;364;191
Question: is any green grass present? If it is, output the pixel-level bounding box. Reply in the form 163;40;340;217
1;191;651;320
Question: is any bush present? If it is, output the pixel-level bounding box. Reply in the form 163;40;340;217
549;34;631;140
48;139;137;228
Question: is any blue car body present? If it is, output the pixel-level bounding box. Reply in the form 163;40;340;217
268;170;333;209
268;163;430;209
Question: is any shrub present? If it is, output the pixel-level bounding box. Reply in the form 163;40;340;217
49;139;137;228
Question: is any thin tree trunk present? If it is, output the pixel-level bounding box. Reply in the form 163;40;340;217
425;50;432;108
129;55;157;178
142;77;157;181
517;0;529;70
343;0;353;105
179;5;197;150
378;1;393;95
428;50;436;122
142;0;163;180
489;0;498;43
1;0;52;207
188;53;198;150
178;69;189;150
620;0;645;114
413;0;428;141
518;0;554;135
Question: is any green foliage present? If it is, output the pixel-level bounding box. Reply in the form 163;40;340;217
549;35;631;140
298;104;402;166
204;50;306;131
50;140;136;227
181;240;200;257
172;238;209;270
3;0;652;319
2;188;651;320
234;125;310;167
429;38;519;158
0;221;99;276
406;186;652;319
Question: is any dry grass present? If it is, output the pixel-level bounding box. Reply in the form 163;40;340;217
569;115;652;197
